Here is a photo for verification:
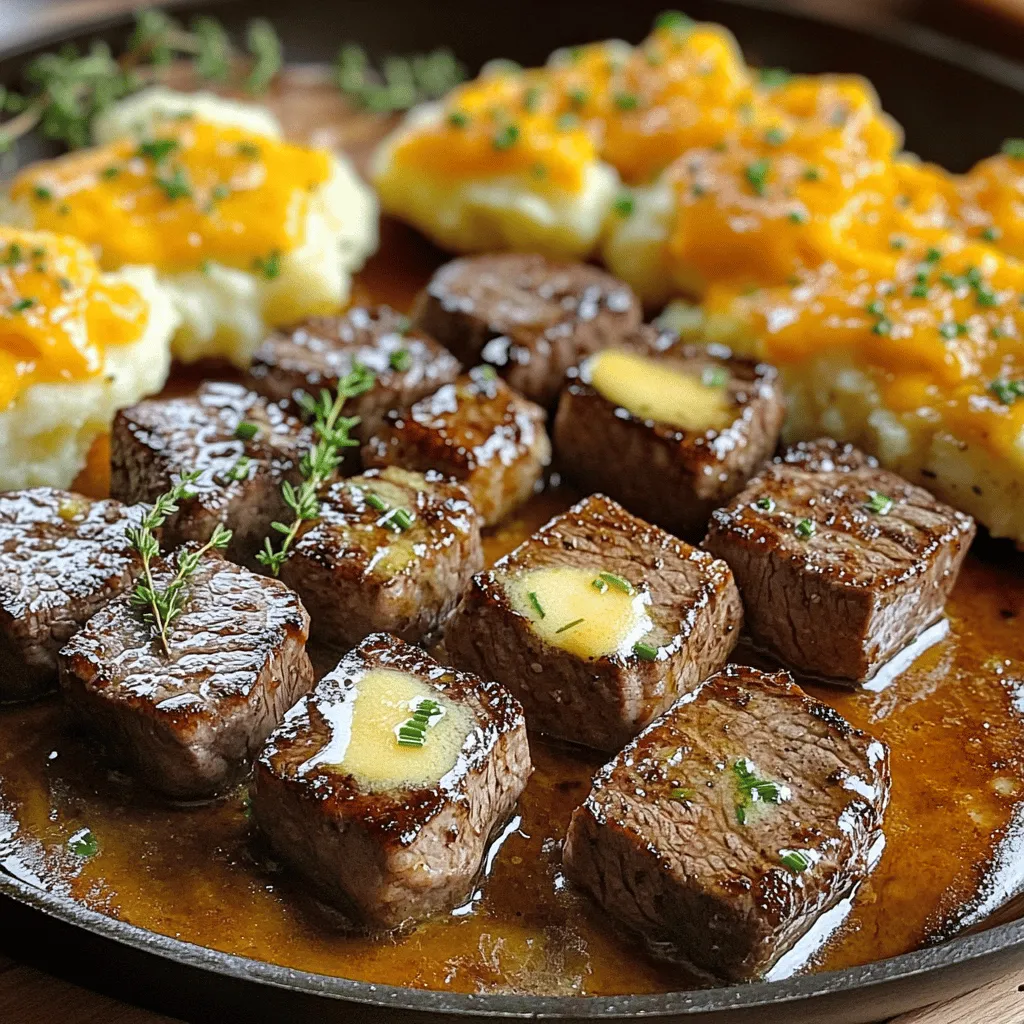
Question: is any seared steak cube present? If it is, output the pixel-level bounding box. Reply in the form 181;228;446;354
0;489;145;702
279;467;482;649
704;440;976;684
111;382;312;566
246;305;461;444
59;552;314;800
253;632;530;929
554;330;785;538
444;494;742;752
412;253;642;407
563;664;890;982
362;367;552;526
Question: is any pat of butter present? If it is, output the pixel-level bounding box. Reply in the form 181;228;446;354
584;349;734;432
306;669;472;792
505;565;653;660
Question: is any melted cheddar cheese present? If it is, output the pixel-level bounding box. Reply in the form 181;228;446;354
11;117;331;274
0;227;148;409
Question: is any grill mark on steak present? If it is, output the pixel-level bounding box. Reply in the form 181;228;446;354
110;382;313;567
444;493;742;752
563;663;890;982
246;306;461;448
252;632;531;930
279;466;483;650
362;367;552;526
0;489;147;702
554;330;785;539
411;253;642;407
58;550;314;800
704;439;976;684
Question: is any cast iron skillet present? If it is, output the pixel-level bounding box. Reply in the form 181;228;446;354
3;1;1024;1021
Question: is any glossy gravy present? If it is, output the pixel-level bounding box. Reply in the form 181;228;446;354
1;73;1024;997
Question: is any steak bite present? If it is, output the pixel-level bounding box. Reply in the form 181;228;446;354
58;551;314;800
563;664;890;982
444;494;743;752
703;439;976;685
111;382;313;566
554;331;785;538
412;253;642;406
253;632;530;930
279;466;482;650
362;367;552;526
246;305;461;444
0;489;146;702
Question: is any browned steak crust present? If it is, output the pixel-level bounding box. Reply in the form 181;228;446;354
444;493;743;752
563;664;890;982
412;253;642;406
362;368;551;526
279;467;483;649
0;489;146;702
704;440;976;684
253;632;531;930
246;306;461;445
111;382;312;566
58;552;314;800
554;330;785;539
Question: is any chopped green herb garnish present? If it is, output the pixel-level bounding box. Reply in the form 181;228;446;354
1002;138;1024;160
566;87;589;110
598;571;634;595
591;577;609;594
101;165;120;179
939;321;964;340
982;225;1002;242
989;378;1024;405
925;246;942;263
492;122;520;150
669;786;693;800
254;249;282;280
794;518;815;540
385;507;414;532
389;348;411;372
758;67;790;89
701;365;728;388
745;158;771;196
210;183;231;203
364;491;389;513
555;617;585;634
787;209;807;225
137;137;179;162
32;185;53;201
633;641;659;661
780;850;811;874
224;456;252;483
8;297;34;313
448;109;470;129
614;91;640;111
910;282;929;299
803;165;821;182
528;591;545;618
889;236;906;250
236;140;262;159
396;697;442;748
234;421;259;441
68;828;98;858
755;496;775;512
654;10;695;32
155;166;192;201
764;126;786;146
612;193;635;217
864;491;894;515
871;319;891;336
733;758;788;825
4;243;23;265
557;112;580;131
57;276;73;292
865;299;885;317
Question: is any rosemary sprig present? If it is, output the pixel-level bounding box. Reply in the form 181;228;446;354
257;364;376;575
126;472;232;655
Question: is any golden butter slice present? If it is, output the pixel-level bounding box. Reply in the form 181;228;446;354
505;565;653;660
585;349;734;432
305;669;472;791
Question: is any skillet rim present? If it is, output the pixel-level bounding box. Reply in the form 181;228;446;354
2;0;1024;1017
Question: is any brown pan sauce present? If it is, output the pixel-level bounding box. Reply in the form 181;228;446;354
2;71;1024;997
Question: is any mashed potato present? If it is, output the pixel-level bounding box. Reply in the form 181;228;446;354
0;228;175;490
4;89;378;368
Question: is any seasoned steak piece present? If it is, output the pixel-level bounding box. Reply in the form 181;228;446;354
563;664;890;982
412;253;642;406
0;489;145;702
704;440;976;685
111;382;312;566
279;467;482;650
554;330;785;538
59;552;314;800
362;367;552;526
444;494;742;752
246;305;461;444
253;632;530;930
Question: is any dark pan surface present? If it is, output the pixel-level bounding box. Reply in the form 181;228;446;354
4;2;1024;1021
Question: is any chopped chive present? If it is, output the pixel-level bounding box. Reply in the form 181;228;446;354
33;185;53;201
982;225;1002;242
382;506;413;531
803;165;821;181
100;165;120;179
864;491;894;515
522;86;542;113
889;235;906;250
364;491;389;512
633;641;659;661
528;591;545;618
598;571;633;595
745;158;771;196
234;421;259;441
57;276;73;292
925;246;942;263
614;91;640;111
780;850;811;874
939;321;964;340
865;299;885;317
492;122;520;150
253;250;282;280
910;282;929;299
68;828;98;858
669;786;693;800
555;617;585;634
989;378;1024;404
236;140;262;159
224;455;252;483
794;518;815;540
591;577;609;594
389;348;411;372
764;126;787;146
137;137;179;162
733;758;788;825
788;209;807;225
755;496;775;512
7;297;34;313
871;319;891;336
758;67;790;89
448;109;469;129
154;166;192;201
612;193;635;217
566;87;589;109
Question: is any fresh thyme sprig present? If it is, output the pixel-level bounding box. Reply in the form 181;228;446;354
257;364;376;576
0;11;282;153
334;43;465;113
126;472;233;655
